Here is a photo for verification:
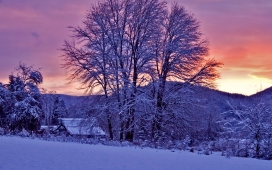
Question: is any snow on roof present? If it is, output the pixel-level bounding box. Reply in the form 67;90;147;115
60;118;105;136
40;126;58;130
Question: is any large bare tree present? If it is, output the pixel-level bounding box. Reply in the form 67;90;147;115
61;0;221;142
148;3;222;142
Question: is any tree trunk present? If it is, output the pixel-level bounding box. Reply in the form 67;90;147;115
106;113;113;140
154;76;166;142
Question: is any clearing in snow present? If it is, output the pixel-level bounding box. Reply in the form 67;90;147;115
0;136;271;170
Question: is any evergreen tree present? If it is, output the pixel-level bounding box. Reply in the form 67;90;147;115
0;84;14;128
52;97;68;125
2;63;43;132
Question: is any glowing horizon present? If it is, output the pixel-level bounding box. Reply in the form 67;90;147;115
1;0;272;96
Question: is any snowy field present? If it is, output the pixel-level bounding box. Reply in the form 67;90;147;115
0;137;271;170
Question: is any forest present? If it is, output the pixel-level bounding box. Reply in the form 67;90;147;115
0;0;272;160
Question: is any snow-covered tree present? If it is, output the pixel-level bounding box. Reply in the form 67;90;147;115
221;97;272;159
0;83;14;129
11;95;42;131
52;97;68;125
150;3;222;142
61;0;221;142
40;90;57;126
62;0;166;141
3;63;44;132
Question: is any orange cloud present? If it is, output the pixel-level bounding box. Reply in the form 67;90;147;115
250;71;272;80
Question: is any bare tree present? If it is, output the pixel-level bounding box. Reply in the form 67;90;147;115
40;89;57;126
62;0;167;141
221;97;272;158
61;0;221;142
151;3;221;142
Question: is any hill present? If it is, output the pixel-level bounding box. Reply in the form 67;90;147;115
49;84;272;118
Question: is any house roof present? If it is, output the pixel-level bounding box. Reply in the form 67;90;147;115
60;118;106;136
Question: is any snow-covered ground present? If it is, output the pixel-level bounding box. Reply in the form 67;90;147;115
0;137;271;170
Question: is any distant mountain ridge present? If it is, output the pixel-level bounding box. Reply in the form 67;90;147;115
250;86;272;97
49;84;272;117
53;85;272;104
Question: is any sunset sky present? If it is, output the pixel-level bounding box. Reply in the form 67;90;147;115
1;0;272;95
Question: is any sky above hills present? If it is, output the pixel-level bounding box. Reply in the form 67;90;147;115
1;0;272;95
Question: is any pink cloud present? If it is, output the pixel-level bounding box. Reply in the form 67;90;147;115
0;0;92;93
1;0;272;95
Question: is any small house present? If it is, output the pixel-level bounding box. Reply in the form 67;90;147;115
55;118;106;138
